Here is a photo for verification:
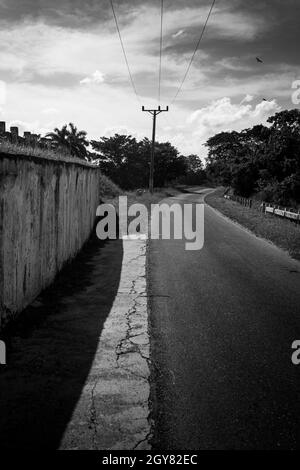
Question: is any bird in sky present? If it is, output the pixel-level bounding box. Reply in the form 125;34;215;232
256;57;263;63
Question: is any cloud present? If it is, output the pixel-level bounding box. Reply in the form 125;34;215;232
80;70;105;85
8;119;50;136
103;126;143;141
157;97;281;158
216;57;253;73
190;97;280;138
0;0;113;29
0;0;297;163
172;29;185;39
209;8;266;40
0;80;6;105
240;94;254;104
42;107;59;115
0;52;25;75
2;79;149;144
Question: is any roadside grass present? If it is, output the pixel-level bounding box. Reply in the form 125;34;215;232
206;188;300;261
104;187;181;211
99;173;122;200
101;187;181;237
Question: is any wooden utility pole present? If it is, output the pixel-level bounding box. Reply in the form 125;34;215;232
142;105;169;193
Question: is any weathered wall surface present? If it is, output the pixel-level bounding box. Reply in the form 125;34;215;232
0;153;101;329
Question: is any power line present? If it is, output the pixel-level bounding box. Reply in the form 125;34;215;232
109;0;141;103
171;0;216;104
158;0;164;103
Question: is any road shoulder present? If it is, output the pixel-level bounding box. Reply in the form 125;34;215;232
60;238;151;450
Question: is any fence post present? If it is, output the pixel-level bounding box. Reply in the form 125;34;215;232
0;121;6;134
24;131;31;143
30;134;38;146
10;126;19;143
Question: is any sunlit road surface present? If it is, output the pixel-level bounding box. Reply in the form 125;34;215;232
149;188;300;450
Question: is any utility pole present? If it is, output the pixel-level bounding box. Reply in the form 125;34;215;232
142;105;169;193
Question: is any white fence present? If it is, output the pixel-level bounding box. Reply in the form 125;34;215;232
224;193;300;223
264;205;300;222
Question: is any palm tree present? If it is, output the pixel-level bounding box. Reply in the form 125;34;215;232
46;125;70;153
67;122;89;160
46;123;89;160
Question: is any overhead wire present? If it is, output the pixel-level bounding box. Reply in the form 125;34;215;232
171;0;216;104
158;0;164;104
109;0;141;103
110;0;216;113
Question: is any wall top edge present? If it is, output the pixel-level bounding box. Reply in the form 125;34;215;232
0;150;100;169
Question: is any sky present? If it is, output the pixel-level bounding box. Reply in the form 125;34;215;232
0;0;299;159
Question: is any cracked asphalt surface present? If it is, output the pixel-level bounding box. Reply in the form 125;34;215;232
60;238;151;450
149;188;300;450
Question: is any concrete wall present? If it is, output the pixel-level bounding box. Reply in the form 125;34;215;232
0;152;101;329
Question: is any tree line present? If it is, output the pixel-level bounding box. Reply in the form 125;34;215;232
45;125;205;189
44;108;300;202
205;109;300;206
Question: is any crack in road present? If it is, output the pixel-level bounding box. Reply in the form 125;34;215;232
60;238;152;450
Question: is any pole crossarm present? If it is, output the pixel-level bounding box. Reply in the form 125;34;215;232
142;105;169;193
142;106;169;115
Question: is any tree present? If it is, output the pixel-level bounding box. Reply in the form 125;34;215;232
67;122;89;159
183;155;206;185
204;109;300;205
205;126;272;197
186;154;203;173
231;126;270;197
257;110;300;203
91;134;141;188
46;125;70;153
91;134;187;189
267;109;300;132
46;123;89;160
157;144;187;186
205;131;244;187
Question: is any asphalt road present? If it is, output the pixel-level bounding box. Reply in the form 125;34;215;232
149;188;300;450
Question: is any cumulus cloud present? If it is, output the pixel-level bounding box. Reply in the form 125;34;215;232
8;119;52;136
158;97;281;159
190;97;280;138
172;29;185;39
240;94;254;104
103;126;144;141
103;126;131;137
80;70;105;85
0;81;6;105
42;107;59;115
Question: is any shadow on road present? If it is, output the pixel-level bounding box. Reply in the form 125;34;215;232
0;231;123;449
